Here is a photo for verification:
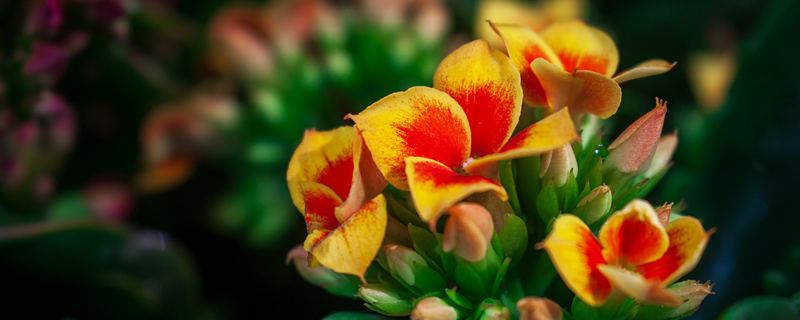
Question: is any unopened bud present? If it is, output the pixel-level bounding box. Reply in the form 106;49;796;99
286;245;358;297
517;297;563;320
477;303;511;320
656;202;674;226
606;100;667;173
635;280;713;320
358;284;413;316
411;297;458;320
384;244;446;291
442;202;494;262
572;185;612;225
643;133;678;178
539;144;577;187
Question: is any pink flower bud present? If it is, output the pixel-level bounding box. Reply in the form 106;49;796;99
539;143;577;186
517;297;563;320
442;202;494;262
411;297;458;320
606;99;667;173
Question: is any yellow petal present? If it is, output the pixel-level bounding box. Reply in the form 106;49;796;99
540;20;619;76
599;199;669;266
308;194;388;280
299;181;342;232
637;216;711;284
597;265;682;307
287;126;355;213
530;58;621;119
490;21;563;107
539;214;612;307
613;59;676;84
434;39;522;157
464;108;578;177
405;157;507;229
348;87;471;190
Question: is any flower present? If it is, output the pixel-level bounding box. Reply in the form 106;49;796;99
348;40;578;228
286;126;388;280
539;199;711;307
490;20;675;119
476;0;586;50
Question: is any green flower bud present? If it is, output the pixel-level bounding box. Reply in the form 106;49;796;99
477;302;511;320
286;245;358;297
633;280;713;320
383;244;446;292
540;144;577;187
572;185;612;225
358;284;413;316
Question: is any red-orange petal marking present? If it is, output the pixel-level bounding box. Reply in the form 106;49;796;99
348;87;471;190
540;214;612;306
300;181;343;232
287;126;355;212
637;216;711;284
464;108;578;177
434;39;522;157
336;128;388;222
540;20;619;76
599;199;669;266
405;157;507;229
490;21;563;107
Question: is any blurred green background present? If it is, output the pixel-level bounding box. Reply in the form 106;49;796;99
0;0;798;318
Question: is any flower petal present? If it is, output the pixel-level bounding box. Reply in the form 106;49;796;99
613;59;676;84
463;108;578;177
300;181;342;233
540;20;619;76
597;265;682;307
434;39;522;157
530;58;621;118
336;129;388;222
539;214;612;307
307;194;388;280
637;216;711;284
406;157;507;229
287;126;355;212
348;87;471;189
599;199;669;266
490;21;563;107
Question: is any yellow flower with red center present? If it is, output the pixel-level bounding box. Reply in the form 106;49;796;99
348;39;579;228
540;199;711;307
491;20;675;119
286;126;388;280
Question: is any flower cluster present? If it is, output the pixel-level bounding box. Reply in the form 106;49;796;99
288;19;712;320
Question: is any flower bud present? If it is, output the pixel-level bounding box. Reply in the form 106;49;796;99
605;100;667;173
643;133;678;178
358;284;413;316
517;297;563;320
442;202;494;262
572;185;612;225
635;280;713;319
285;245;358;297
539;144;577;187
383;244;446;292
655;202;674;226
477;303;511;320
411;297;458;320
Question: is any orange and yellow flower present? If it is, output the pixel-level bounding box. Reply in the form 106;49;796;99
348;40;578;228
490;20;675;119
286;126;388;280
540;199;711;307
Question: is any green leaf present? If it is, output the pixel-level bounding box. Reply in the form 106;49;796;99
490;258;511;297
536;183;560;222
498;214;528;266
515;156;541;216
560;173;580;212
571;296;600;320
455;264;487;300
445;288;474;309
408;224;444;274
499;160;522;215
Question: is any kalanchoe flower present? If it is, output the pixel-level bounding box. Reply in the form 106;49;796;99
517;297;563;320
476;0;586;50
287;126;388;280
442;202;495;262
605;99;668;174
539;199;711;307
491;20;674;119
411;297;459;320
539;143;577;186
348;39;578;228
